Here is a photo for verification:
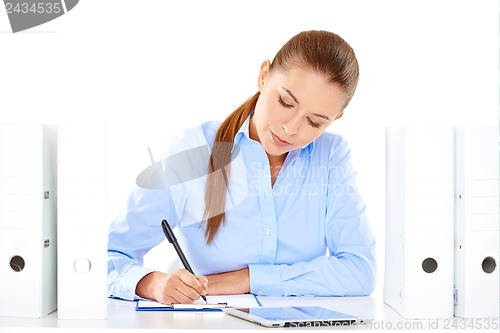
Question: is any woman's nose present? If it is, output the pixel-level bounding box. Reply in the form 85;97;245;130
282;116;299;135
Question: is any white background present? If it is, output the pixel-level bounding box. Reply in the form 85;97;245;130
1;0;498;299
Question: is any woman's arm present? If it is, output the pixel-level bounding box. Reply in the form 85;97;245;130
107;184;186;301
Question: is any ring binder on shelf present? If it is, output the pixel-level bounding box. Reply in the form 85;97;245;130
384;126;454;319
0;123;57;318
454;125;499;318
57;123;107;319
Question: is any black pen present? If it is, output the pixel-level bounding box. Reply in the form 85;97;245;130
161;219;208;303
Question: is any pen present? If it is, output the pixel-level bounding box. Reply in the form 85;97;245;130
161;219;208;303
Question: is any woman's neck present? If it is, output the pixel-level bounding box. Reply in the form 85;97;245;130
268;152;287;187
267;152;287;168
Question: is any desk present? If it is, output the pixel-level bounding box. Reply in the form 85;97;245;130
0;296;497;331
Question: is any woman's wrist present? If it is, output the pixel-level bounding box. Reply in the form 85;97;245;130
206;268;250;295
135;271;165;300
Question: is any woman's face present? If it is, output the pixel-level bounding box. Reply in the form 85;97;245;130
249;61;346;159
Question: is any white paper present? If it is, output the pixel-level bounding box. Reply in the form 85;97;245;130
137;294;261;309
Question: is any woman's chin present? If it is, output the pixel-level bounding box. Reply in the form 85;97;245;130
261;141;291;157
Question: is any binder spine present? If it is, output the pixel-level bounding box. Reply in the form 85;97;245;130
385;126;454;319
57;124;107;320
454;126;499;318
0;123;57;318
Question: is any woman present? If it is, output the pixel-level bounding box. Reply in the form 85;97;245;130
108;30;376;305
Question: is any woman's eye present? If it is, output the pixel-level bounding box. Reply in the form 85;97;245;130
307;118;320;128
278;96;293;108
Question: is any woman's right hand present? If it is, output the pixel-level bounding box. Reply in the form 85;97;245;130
135;269;208;305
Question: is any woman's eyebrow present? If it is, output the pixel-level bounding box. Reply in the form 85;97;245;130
283;87;300;104
311;113;331;121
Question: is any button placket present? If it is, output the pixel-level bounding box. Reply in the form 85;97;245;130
256;163;278;265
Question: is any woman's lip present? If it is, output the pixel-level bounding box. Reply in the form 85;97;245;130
270;130;291;147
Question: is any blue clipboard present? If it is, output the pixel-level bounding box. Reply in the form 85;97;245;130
135;300;227;312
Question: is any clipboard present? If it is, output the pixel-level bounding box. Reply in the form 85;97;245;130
136;300;227;311
135;294;261;312
172;302;227;310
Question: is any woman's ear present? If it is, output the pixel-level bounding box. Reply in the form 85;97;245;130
257;60;271;91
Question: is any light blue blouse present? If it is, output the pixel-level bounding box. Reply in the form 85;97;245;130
107;114;376;300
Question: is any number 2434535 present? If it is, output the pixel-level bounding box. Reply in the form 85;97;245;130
5;2;62;14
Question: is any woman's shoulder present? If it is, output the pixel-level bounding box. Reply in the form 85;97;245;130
314;131;349;154
313;131;353;170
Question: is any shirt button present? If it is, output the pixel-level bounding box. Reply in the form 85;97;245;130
266;229;272;235
257;290;263;294
272;192;276;197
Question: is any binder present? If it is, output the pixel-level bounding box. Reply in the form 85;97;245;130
0;123;57;318
454;125;499;318
57;123;107;319
384;126;454;319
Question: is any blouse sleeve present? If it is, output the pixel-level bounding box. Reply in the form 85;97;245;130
106;128;197;300
107;183;186;300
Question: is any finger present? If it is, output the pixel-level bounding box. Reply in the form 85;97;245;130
173;286;199;304
178;270;206;296
197;276;208;291
178;279;205;301
159;270;198;304
155;280;185;305
156;295;179;306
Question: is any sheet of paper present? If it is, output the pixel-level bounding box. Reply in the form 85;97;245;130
137;294;261;309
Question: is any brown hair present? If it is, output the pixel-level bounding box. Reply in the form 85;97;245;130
202;30;359;244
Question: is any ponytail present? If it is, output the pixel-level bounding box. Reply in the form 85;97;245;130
202;92;260;244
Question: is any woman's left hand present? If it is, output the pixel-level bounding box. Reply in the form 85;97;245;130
205;267;250;295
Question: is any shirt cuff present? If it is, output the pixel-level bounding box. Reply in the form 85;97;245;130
117;265;155;301
249;264;283;296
